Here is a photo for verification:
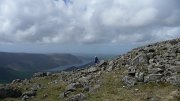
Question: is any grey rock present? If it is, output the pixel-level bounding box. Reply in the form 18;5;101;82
89;84;101;92
149;59;155;64
147;53;155;59
65;93;86;101
31;84;41;91
131;53;148;65
144;74;163;82
122;76;137;87
33;72;47;77
148;68;163;74
22;95;29;101
87;67;98;73
64;83;84;97
128;66;136;76
108;60;114;66
46;72;52;76
135;72;144;82
166;76;180;86
98;60;108;67
168;66;180;73
78;75;92;84
11;79;22;84
146;95;160;101
107;65;115;72
175;61;180;65
22;91;36;97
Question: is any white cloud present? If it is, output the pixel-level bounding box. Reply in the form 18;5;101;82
0;0;180;45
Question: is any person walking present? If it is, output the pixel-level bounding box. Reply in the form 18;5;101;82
94;56;99;64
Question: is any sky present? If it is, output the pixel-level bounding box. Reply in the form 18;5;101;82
0;0;180;54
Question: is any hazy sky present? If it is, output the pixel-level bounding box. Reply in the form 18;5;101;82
0;0;180;54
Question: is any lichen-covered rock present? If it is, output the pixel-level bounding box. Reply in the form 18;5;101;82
166;76;180;86
144;74;163;82
131;53;148;66
122;76;137;87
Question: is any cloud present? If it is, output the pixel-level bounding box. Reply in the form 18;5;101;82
0;0;180;45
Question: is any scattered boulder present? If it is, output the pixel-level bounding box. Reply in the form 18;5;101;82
33;72;47;77
128;66;136;76
11;79;22;84
131;53;148;66
65;93;86;101
21;95;29;101
22;90;36;97
63;83;84;97
107;65;115;72
135;72;144;82
144;74;163;82
168;66;180;73
122;76;137;87
146;95;161;101
87;67;98;73
98;60;108;67
148;68;163;74
166;76;180;86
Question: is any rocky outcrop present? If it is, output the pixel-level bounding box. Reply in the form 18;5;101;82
121;38;180;87
33;72;51;77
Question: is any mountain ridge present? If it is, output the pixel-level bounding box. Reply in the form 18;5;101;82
0;38;180;101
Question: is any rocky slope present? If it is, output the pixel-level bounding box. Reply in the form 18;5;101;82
0;38;180;101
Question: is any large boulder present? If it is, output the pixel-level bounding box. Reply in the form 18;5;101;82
122;76;137;87
22;90;36;97
167;66;180;73
144;74;163;82
63;83;84;97
33;72;47;77
65;93;86;101
87;67;98;73
135;72;144;82
128;66;136;76
148;68;163;74
0;86;22;99
166;76;180;86
98;60;108;67
11;79;22;84
131;53;149;66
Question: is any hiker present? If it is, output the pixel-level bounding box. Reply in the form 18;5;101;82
94;56;99;64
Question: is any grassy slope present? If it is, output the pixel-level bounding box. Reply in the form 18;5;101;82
0;68;32;83
87;69;179;101
3;68;180;101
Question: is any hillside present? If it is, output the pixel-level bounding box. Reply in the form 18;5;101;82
0;52;82;72
0;52;82;83
0;38;180;101
0;68;32;83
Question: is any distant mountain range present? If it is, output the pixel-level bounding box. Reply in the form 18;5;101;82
0;52;82;83
0;52;82;72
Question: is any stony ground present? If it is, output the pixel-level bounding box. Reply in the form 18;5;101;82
0;38;180;101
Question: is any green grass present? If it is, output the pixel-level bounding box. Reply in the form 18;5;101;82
87;69;179;101
3;68;180;101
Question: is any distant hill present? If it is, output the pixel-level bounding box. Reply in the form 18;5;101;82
1;38;180;101
0;68;32;83
0;52;82;72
